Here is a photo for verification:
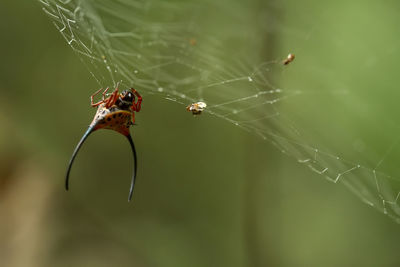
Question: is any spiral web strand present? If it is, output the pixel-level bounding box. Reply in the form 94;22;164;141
40;0;400;222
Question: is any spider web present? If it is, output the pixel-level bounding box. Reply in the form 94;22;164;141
40;0;400;222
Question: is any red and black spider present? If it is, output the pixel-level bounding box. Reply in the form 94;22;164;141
65;84;142;201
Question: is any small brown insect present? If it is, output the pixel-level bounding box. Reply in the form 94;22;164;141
283;53;295;65
186;101;207;115
189;38;197;46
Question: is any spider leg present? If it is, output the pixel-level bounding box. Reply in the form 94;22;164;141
91;87;110;107
105;87;120;108
129;111;136;125
126;133;137;202
65;126;95;190
131;88;142;112
101;87;110;101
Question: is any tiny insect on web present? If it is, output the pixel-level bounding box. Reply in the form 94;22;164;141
283;53;295;65
65;83;142;201
187;101;207;115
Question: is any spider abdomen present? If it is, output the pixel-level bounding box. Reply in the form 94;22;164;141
91;105;133;136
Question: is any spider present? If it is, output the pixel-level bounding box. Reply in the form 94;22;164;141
65;84;142;201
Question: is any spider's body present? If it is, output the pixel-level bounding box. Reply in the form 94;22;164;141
90;104;133;135
66;85;142;201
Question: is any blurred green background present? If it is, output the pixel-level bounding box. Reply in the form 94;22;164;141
2;0;400;267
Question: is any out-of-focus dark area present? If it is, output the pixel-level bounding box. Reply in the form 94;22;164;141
2;0;400;266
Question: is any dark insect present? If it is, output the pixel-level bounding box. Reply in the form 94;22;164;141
65;84;142;201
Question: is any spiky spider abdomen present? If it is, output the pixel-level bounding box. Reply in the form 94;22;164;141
91;104;134;136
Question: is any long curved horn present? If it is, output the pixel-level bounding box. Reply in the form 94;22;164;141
126;134;137;201
65;126;95;190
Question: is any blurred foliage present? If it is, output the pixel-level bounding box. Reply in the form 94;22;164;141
1;0;400;267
